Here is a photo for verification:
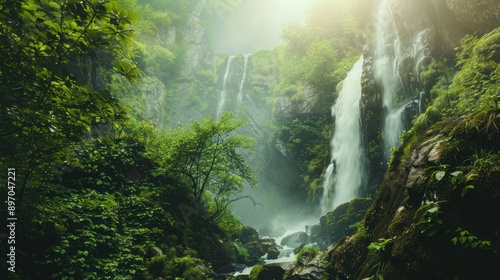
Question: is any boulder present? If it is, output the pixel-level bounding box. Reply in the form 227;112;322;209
280;231;310;248
250;264;285;280
259;238;277;251
315;198;372;250
216;262;246;274
239;226;259;244
244;241;264;261
287;251;328;280
267;246;280;260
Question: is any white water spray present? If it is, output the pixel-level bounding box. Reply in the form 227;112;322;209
321;57;364;214
216;55;235;120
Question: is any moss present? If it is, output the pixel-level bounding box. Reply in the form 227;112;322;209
296;246;319;264
249;264;264;280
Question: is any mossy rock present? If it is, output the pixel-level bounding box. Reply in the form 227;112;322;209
249;263;285;280
244;241;265;260
267;246;280;260
239;226;260;244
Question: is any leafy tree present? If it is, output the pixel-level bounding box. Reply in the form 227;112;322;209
39;189;145;279
152;112;258;223
0;0;138;205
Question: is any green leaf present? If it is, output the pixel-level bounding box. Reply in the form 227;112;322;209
461;185;474;197
435;171;446;181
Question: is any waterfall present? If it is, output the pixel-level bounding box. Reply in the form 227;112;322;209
374;0;430;161
320;57;364;214
384;101;412;153
216;55;235;120
237;54;251;104
413;29;430;80
374;0;402;111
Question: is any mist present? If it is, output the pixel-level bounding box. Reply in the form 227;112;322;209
212;0;315;54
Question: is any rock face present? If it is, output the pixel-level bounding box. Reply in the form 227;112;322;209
329;110;500;279
313;197;372;250
145;78;165;128
286;251;328;280
445;0;500;33
360;0;500;199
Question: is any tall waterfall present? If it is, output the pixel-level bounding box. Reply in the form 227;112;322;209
237;54;251;104
374;0;430;161
216;55;235;120
321;57;364;215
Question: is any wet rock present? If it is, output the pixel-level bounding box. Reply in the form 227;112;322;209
267;246;280;260
250;264;285;280
216;262;246;274
287;251;328;280
314;198;372;250
244;241;264;260
280;232;310;248
239;226;259;244
259;239;277;252
293;243;305;254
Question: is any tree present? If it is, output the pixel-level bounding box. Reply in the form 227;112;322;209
153;112;258;223
0;0;138;206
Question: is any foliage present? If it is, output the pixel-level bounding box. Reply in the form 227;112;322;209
275;116;330;202
429;164;476;198
415;201;443;237
367;237;395;260
0;0;138;210
451;228;493;251
249;264;264;280
296;246;319;264
418;27;500;130
148;255;206;280
150;112;257;224
38;189;145;279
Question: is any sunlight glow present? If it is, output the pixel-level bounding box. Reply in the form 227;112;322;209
213;0;315;54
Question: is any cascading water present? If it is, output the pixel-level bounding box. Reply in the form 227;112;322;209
237;54;251;104
413;29;430;80
384;101;412;152
216;55;235;120
320;57;364;214
374;0;430;161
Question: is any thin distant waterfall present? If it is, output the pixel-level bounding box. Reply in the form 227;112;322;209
237;54;251;104
321;57;364;215
216;55;235;120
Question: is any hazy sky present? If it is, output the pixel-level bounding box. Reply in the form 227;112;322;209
212;0;315;54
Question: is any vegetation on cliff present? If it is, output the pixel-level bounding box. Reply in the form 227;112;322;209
329;26;500;280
